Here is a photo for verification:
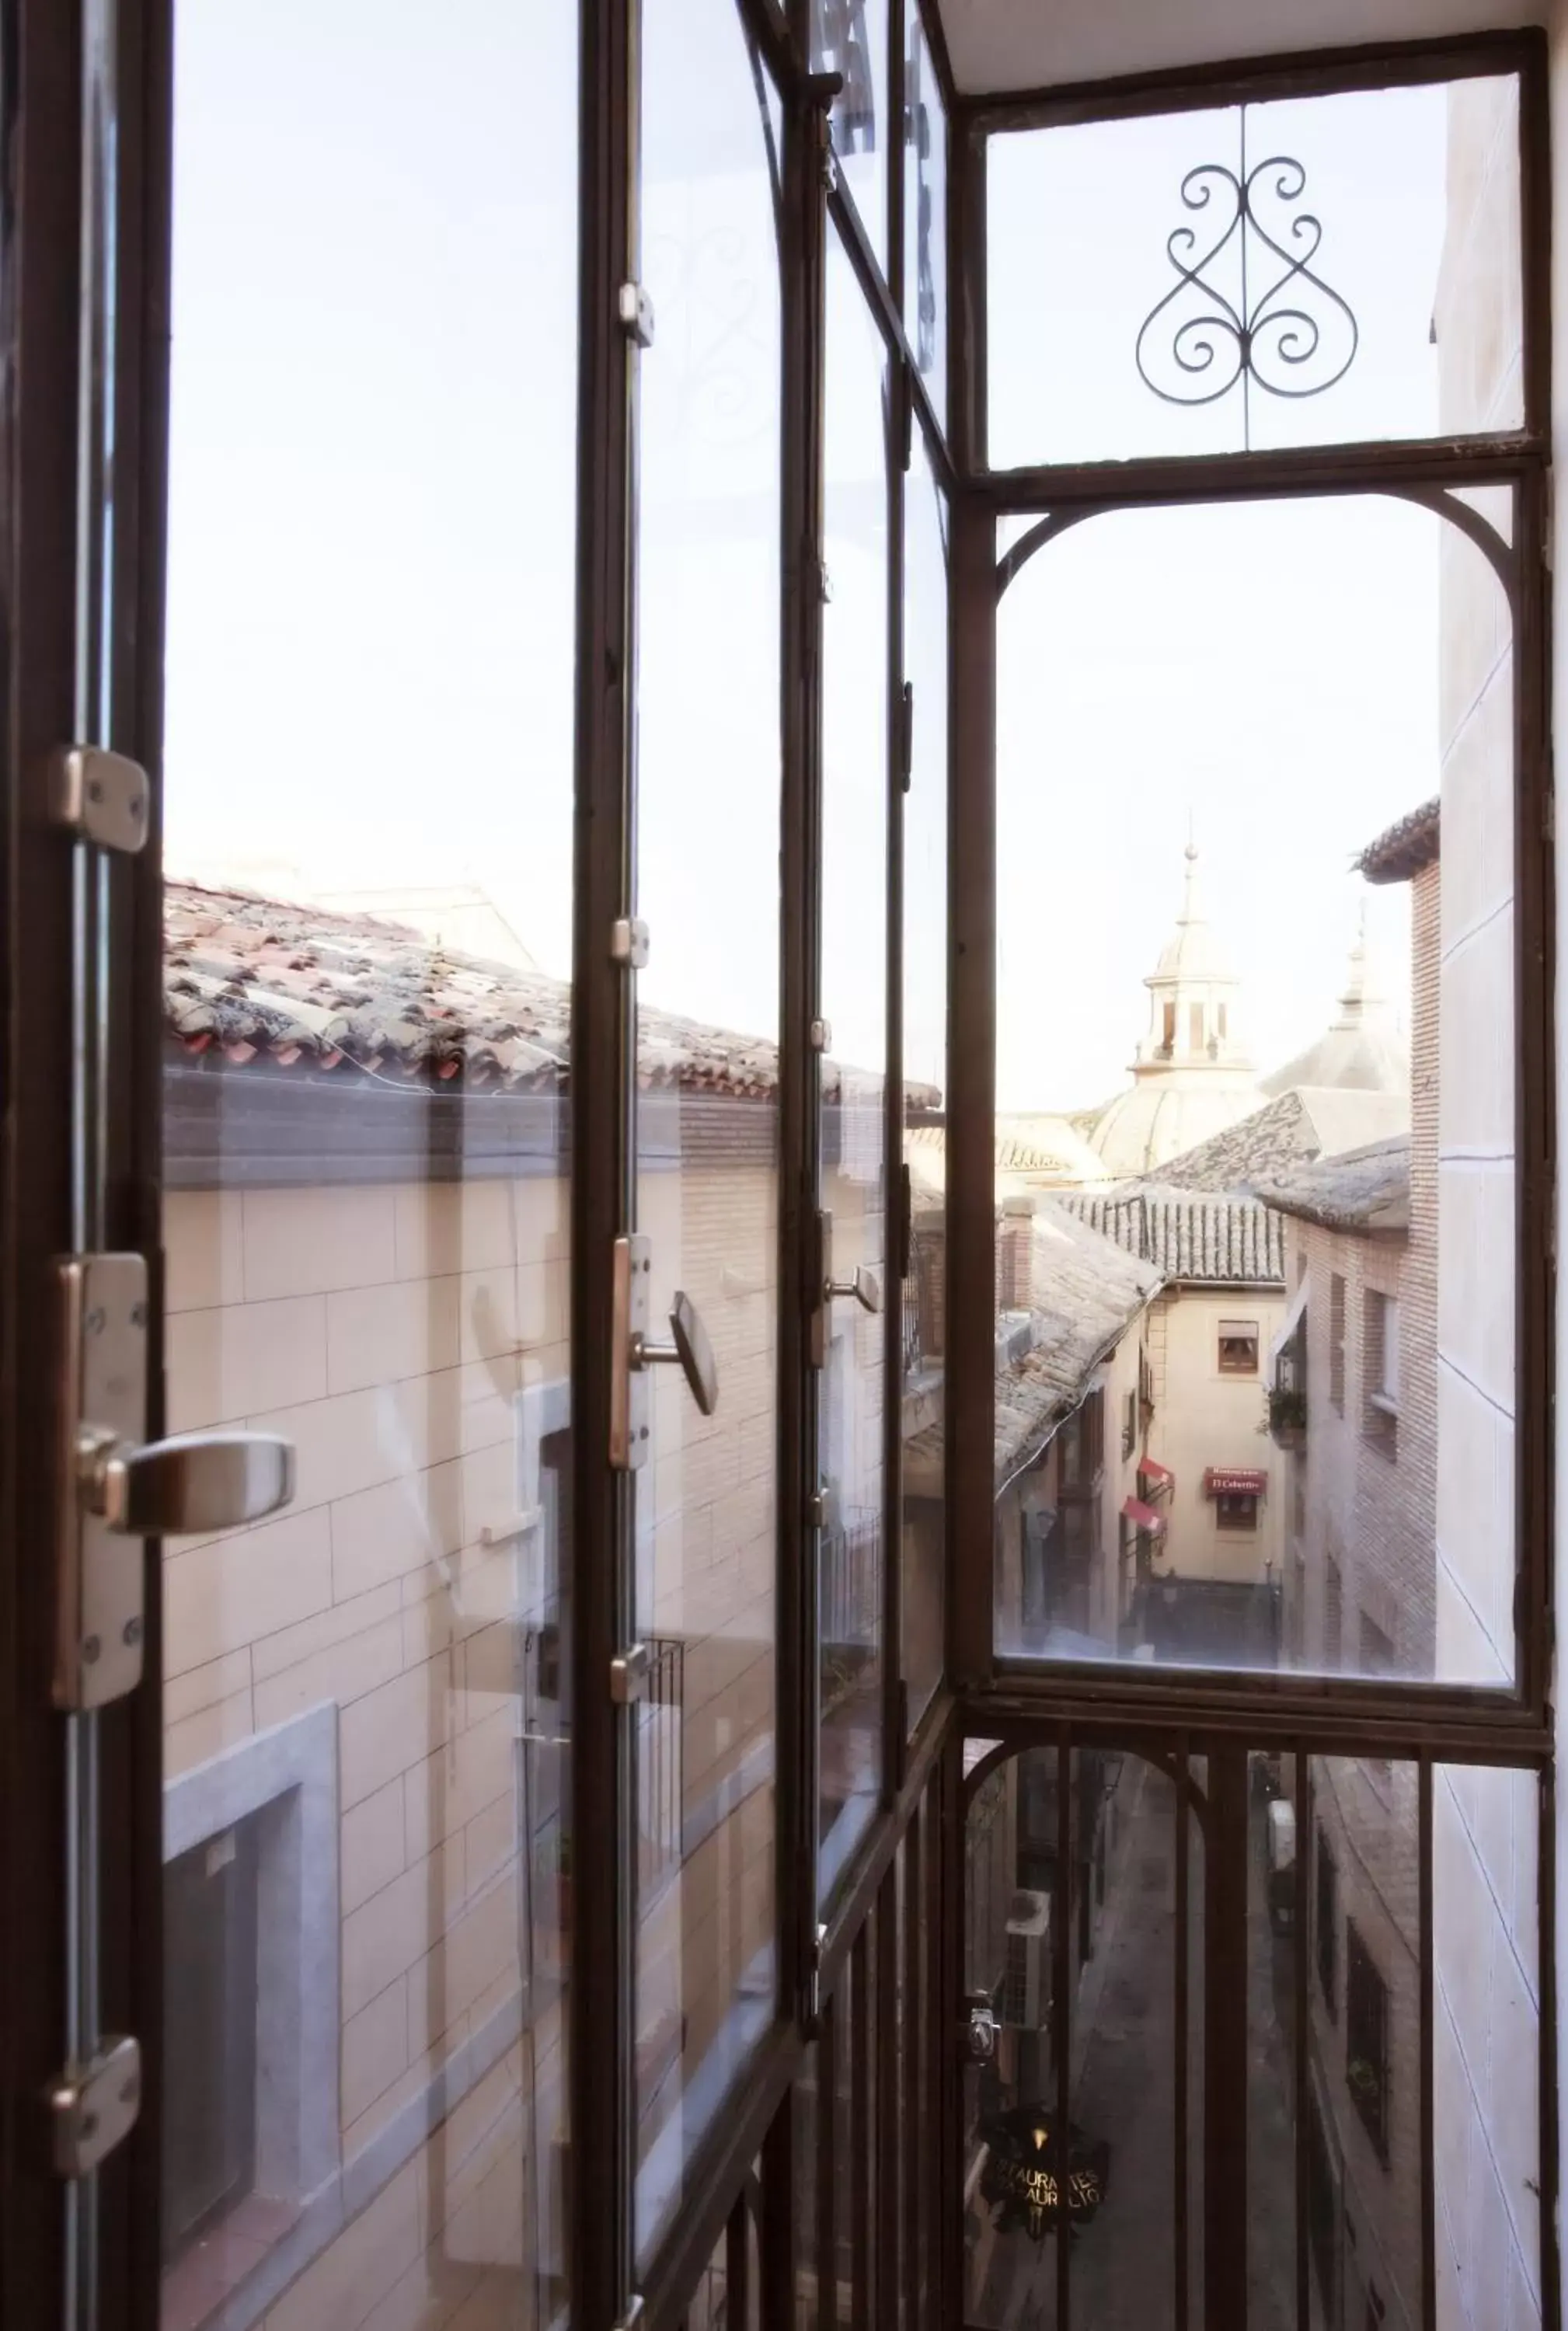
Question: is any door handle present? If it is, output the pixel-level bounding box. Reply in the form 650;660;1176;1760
826;1263;881;1315
633;1288;719;1416
81;1427;295;1538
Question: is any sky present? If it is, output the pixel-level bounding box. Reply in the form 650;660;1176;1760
162;7;1517;1122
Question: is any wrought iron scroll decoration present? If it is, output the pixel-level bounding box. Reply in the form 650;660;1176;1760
1134;109;1358;446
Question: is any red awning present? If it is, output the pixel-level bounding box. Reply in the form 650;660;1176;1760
1204;1467;1269;1497
1138;1457;1175;1494
1121;1495;1166;1537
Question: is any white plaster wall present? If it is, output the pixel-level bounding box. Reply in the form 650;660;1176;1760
1148;1286;1287;1589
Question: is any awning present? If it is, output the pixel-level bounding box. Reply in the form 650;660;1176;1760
1138;1456;1175;1496
1268;1276;1309;1367
1204;1467;1269;1497
1121;1494;1166;1537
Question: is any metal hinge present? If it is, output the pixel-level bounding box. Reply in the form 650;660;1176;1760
617;281;655;349
49;2036;141;2177
50;746;149;855
611;916;650;968
54;1255;295;1709
610;1642;650;1705
810;1016;831;1051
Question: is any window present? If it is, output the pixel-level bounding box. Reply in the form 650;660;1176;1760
163;1821;261;2266
1362;1290;1399;1455
1060;1388;1104;1492
1325;1555;1343;1669
1121;1387;1137;1458
1215;1490;1259;1531
1217;1002;1228;1040
1218;1318;1260;1374
1315;1828;1338;2016
1329;1274;1347;1413
1346;1922;1390;2162
1161;1000;1176;1054
1190;1002;1204;1051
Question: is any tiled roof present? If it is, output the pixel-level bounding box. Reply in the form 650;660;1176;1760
1357;799;1440;884
164;881;932;1106
1051;1184;1286;1284
1251;1135;1411;1232
1159;1087;1409;1194
905;1112;1108;1197
995;1200;1162;1482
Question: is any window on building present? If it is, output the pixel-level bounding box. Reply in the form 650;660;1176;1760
1217;1002;1228;1041
1215;1490;1259;1531
1362;1290;1399;1457
1060;1388;1104;1491
1315;1828;1338;2017
1190;1002;1204;1051
1121;1387;1137;1458
1359;1612;1396;1677
1346;1922;1391;2163
162;1819;261;2265
1218;1318;1260;1374
1329;1273;1347;1413
1161;1000;1176;1054
1325;1555;1343;1670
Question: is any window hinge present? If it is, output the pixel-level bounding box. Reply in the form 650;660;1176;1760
817;559;833;606
900;681;915;790
610;916;650;968
49;2036;141;2178
617;281;655;349
610;1642;650;1706
50;746;150;855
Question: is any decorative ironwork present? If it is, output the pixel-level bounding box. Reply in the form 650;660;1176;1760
1135;113;1357;441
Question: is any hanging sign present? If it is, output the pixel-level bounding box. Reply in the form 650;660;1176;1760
1203;1466;1268;1497
978;2106;1110;2241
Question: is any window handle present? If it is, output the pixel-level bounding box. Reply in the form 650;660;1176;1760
632;1290;719;1416
826;1263;881;1315
82;1427;296;1538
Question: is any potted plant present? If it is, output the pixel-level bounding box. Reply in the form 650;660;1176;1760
1267;1384;1307;1442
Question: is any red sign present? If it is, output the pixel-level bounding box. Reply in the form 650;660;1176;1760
1204;1467;1268;1497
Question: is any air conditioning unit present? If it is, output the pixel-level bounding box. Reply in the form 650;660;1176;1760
999;1889;1051;2031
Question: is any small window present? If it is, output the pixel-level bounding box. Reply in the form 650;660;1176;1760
1121;1386;1137;1458
1218;1318;1259;1375
1189;1002;1204;1051
1346;1922;1390;2163
1362;1290;1399;1457
1315;1828;1338;2018
1325;1555;1343;1670
1329;1274;1347;1414
1161;1000;1176;1054
1217;1002;1228;1041
1215;1490;1259;1531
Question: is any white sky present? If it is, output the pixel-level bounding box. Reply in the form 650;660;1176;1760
163;11;1515;1120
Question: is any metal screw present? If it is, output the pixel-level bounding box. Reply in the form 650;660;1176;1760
130;1301;148;1328
84;1307;106;1336
86;779;103;804
122;1615;141;1647
82;1636;101;1664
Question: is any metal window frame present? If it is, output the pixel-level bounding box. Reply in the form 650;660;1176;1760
945;26;1557;1741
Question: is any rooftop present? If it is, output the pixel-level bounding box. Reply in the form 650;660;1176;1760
1251;1135;1413;1233
995;1200;1163;1482
1357;799;1441;886
1052;1185;1287;1284
1159;1086;1410;1193
164;880;934;1107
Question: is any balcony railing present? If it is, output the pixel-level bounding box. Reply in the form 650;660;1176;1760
822;1517;880;1716
637;1635;685;1897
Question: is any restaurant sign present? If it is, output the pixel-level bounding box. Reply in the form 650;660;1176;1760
1203;1466;1268;1497
978;2106;1110;2242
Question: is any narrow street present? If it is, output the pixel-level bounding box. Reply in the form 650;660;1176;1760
973;1759;1299;2328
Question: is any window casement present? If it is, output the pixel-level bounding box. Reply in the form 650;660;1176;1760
1329;1274;1347;1413
1346;1922;1391;2164
1218;1317;1260;1375
1316;1828;1339;2018
1215;1490;1259;1532
1325;1555;1343;1671
1362;1289;1399;1458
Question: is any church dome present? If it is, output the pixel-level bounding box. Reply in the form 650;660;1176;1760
1259;920;1409;1099
1089;837;1262;1177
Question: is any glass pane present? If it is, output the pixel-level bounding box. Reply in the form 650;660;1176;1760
992;492;1517;1685
901;436;947;1734
1305;1757;1424;2328
813;0;890;266
819;223;890;1897
634;0;782;2262
1434;1764;1542;2326
1249;1750;1299;2330
904;1;947;427
159;4;575;2328
987;76;1523;469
